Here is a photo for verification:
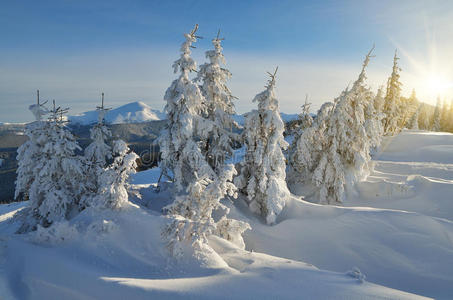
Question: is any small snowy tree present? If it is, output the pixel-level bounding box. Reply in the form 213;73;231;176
15;91;49;201
383;50;402;135
418;103;431;130
440;99;450;131
288;101;333;188
447;100;453;132
408;105;420;130
96;140;138;209
158;24;214;192
82;93;112;208
432;97;441;131
163;165;250;257
373;86;385;113
195;30;238;171
22;101;85;231
235;68;290;224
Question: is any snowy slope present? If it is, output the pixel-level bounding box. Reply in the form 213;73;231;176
1;129;453;299
347;129;453;220
0;202;426;300
69;101;166;125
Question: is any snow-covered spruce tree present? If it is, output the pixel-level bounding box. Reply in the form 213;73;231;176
21;101;85;231
195;30;237;172
15;91;49;201
96;140;138;209
81;93;112;208
158;24;214;192
235;68;290;225
296;97;314;133
312;48;375;204
432;97;441;131
288;101;333;189
362;65;383;149
418;103;431;130
383;50;403;135
161;25;250;258
373;86;385;113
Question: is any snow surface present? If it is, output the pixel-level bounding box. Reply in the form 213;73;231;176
1;129;453;299
68;101;166;125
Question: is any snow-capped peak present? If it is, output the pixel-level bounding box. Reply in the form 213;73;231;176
68;101;166;125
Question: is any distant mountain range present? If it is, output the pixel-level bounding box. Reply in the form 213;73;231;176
68;101;300;125
68;101;166;125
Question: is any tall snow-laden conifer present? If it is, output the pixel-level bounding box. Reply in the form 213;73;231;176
158;24;213;192
312;48;374;204
383;50;402;135
21;101;84;231
195;30;237;171
15;90;49;201
161;26;250;258
235;68;290;225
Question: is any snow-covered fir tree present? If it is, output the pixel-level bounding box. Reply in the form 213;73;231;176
161;25;250;258
195;30;237;172
373;86;385;113
235;68;290;225
408;104;420;130
96;140;138;209
82;93;112;208
158;24;214;192
383;50;402;135
15;91;49;201
288;101;333;189
21;101;85;231
312;48;375;204
418;103;431;130
362;58;383;150
432;97;441;131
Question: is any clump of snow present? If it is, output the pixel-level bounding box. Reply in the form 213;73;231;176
346;267;366;283
32;221;79;245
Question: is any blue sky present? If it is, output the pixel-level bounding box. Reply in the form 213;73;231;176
1;0;453;122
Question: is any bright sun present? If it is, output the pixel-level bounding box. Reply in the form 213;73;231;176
425;74;452;97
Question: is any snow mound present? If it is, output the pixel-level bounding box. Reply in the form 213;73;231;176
69;101;166;125
0;202;429;300
377;129;453;164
